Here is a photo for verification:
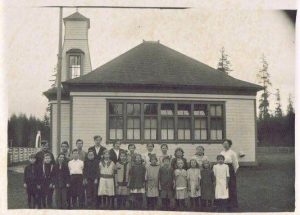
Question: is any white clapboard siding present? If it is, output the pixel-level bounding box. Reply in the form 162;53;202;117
61;21;92;82
71;94;256;163
72;97;106;151
51;102;71;157
65;21;88;40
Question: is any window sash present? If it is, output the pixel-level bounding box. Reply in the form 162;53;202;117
107;101;225;141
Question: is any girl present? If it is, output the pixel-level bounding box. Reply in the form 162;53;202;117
174;159;188;211
98;149;115;209
53;153;70;209
146;154;160;210
128;154;146;210
213;155;229;212
158;143;172;166
84;150;100;209
187;158;201;211
193;146;208;169
200;160;214;209
171;148;188;170
115;151;130;209
127;143;137;167
220;139;239;209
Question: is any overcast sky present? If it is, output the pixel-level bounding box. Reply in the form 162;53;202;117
3;1;295;118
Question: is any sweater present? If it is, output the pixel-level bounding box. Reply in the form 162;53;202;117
128;164;146;189
83;159;100;180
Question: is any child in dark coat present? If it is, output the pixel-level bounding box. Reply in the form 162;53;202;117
83;150;100;209
53;153;70;209
23;154;38;208
36;153;55;208
158;156;174;210
200;160;215;209
128;154;146;210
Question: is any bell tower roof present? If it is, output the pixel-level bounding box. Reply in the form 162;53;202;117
63;11;90;28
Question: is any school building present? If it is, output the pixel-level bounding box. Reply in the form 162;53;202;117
44;12;262;165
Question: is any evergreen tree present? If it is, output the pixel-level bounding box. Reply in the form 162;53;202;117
217;47;233;75
257;54;271;119
287;94;294;115
274;89;283;117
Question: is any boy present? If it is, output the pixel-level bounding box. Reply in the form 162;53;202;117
158;156;174;210
61;141;70;162
83;150;100;209
88;135;106;161
109;140;126;164
68;149;85;209
24;154;38;208
36;153;55;208
35;140;55;165
76;139;87;161
142;143;155;166
53;153;70;209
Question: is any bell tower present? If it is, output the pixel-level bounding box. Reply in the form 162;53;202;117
61;11;92;81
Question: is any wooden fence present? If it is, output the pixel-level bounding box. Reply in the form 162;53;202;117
8;147;38;165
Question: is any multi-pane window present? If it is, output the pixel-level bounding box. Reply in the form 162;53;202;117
69;55;81;79
107;101;225;142
210;105;223;140
144;104;158;140
177;104;191;140
126;104;141;140
194;104;208;140
161;104;175;140
109;103;123;140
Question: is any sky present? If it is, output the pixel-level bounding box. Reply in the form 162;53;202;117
2;1;296;118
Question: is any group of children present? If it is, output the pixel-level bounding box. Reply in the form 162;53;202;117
24;139;233;211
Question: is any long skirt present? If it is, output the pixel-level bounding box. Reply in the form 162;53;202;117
227;164;238;208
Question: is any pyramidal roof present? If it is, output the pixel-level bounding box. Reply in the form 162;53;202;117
64;11;90;27
63;41;262;94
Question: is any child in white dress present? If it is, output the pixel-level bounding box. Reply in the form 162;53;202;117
98;150;116;209
213;154;229;212
187;158;201;211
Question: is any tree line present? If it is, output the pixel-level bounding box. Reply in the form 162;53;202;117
217;48;295;146
8;110;50;147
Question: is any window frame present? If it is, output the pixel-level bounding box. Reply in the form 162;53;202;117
66;49;85;79
106;99;226;144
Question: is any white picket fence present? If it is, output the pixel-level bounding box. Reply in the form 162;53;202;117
8;147;38;165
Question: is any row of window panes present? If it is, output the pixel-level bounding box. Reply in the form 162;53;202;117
109;103;222;117
109;117;223;140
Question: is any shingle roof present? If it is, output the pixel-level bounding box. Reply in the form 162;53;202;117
64;41;262;92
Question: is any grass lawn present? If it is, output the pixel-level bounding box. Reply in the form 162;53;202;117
7;152;295;212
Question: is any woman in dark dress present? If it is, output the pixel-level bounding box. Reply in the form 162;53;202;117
220;139;239;210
